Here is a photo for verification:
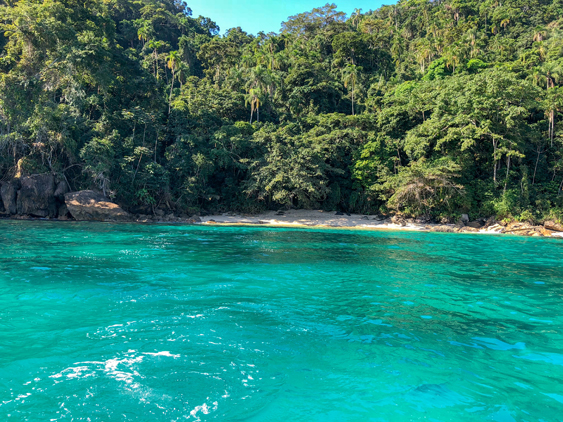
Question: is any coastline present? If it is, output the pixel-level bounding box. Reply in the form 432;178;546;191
3;209;562;238
197;210;562;238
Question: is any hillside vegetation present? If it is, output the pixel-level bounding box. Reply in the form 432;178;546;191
1;0;563;221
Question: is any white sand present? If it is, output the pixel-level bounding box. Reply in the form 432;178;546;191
201;210;437;231
199;210;510;234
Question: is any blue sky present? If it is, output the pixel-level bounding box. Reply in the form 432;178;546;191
186;0;392;35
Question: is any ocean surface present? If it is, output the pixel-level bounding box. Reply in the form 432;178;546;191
0;221;562;421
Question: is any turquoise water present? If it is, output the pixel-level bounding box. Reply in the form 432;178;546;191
1;222;562;421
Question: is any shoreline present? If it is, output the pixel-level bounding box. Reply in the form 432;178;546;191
3;209;562;238
198;210;561;238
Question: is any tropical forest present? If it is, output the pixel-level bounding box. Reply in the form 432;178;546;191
2;0;563;222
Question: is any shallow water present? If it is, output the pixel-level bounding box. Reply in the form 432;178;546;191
0;221;562;421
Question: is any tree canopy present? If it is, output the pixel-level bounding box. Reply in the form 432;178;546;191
2;0;563;221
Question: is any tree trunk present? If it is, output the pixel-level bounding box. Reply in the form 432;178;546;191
551;109;555;147
533;146;541;185
168;72;175;114
492;139;498;184
503;155;510;194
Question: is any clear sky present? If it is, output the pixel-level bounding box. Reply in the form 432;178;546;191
186;0;392;35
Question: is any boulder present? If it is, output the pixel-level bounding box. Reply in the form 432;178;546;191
54;181;69;200
429;225;455;233
540;228;554;237
460;226;480;233
485;224;505;233
391;215;406;226
505;221;535;234
544;220;563;232
58;203;70;219
17;174;57;217
1;179;20;215
64;190;131;221
460;214;470;223
484;216;496;227
466;221;483;229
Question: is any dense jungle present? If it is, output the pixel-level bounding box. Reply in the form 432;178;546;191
1;0;563;221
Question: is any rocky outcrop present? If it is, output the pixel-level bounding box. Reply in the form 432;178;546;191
17;173;57;218
544;220;563;232
54;180;69;200
1;179;20;215
428;225;455;233
64;190;131;221
465;220;483;229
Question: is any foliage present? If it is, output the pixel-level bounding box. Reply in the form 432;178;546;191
2;0;563;219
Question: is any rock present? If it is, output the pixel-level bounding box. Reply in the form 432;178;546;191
361;216;369;220
391;215;406;226
64;190;130;221
460;226;479;233
155;209;165;217
466;221;483;229
484;216;496;227
335;211;344;216
541;228;554;237
505;221;535;234
461;214;470;223
58;203;70;219
17;174;57;218
430;225;455;233
544;220;563;232
189;216;201;223
486;224;504;233
0;179;20;214
54;181;69;200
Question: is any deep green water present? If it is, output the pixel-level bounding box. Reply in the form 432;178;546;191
1;222;562;421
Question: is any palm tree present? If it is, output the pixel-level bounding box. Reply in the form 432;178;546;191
166;50;180;113
543;62;562;145
342;64;359;115
175;62;190;89
245;88;263;124
147;40;165;79
245;66;273;123
500;18;510;30
137;20;152;46
351;8;362;29
533;26;547;42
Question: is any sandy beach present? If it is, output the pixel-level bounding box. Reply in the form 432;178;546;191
198;209;511;234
